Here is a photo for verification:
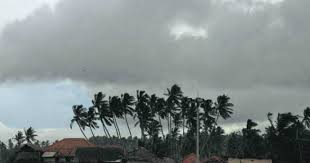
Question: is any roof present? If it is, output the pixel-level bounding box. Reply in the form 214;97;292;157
44;138;95;157
19;143;42;152
42;152;57;158
183;153;198;163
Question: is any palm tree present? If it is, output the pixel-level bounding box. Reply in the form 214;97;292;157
24;127;37;144
186;98;199;134
86;107;99;138
146;119;161;142
201;99;216;132
164;84;183;135
180;97;191;136
93;92;113;138
121;93;135;137
155;97;167;138
134;90;151;140
14;131;25;147
70;105;89;140
214;95;233;123
302;107;310;128
109;96;123;138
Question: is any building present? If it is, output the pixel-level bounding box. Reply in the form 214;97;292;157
42;138;126;163
42;138;96;163
14;143;42;163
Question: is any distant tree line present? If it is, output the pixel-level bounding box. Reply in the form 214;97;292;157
0;127;50;163
71;84;310;163
70;84;234;161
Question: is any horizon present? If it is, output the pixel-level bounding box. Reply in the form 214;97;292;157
1;0;310;144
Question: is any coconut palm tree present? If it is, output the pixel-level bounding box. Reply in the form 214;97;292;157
302;107;310;128
155;97;167;138
86;107;99;138
180;97;191;136
92;92;112;138
201;99;216;132
14;131;25;147
24;127;38;144
146;119;161;142
186;98;199;134
164;84;183;134
121;93;135;137
214;95;233;123
70;105;89;140
134;90;151;140
109;96;123;138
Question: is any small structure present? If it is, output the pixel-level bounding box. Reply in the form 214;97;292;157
42;138;96;163
42;138;126;163
228;158;272;163
14;143;42;163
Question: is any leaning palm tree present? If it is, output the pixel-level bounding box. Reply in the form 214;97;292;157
92;92;113;138
154;97;167;138
201;99;216;132
302;107;310;128
121;93;135;137
109;96;123;138
24;127;38;144
164;84;183;134
134;90;151;140
14;131;25;147
70;105;89;140
86;107;99;138
214;95;234;123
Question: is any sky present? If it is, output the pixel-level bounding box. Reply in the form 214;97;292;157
0;0;310;143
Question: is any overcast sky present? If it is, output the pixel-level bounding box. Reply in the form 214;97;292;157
0;0;310;143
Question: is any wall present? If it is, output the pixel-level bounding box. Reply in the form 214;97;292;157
228;158;272;163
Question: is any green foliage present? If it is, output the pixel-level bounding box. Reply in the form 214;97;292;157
70;84;235;160
242;119;265;158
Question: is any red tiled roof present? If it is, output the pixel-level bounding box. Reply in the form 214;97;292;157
183;153;198;163
44;138;96;157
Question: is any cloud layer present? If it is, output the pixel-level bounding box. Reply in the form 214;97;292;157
0;0;310;140
1;0;309;88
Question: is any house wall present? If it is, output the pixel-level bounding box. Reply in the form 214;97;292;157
228;158;272;163
43;158;56;163
43;157;79;163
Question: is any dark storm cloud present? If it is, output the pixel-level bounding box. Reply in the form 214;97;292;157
1;0;310;125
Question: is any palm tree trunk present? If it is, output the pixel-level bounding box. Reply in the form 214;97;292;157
125;114;132;137
183;115;185;136
89;127;95;138
113;116;119;138
113;115;121;138
100;119;110;138
104;125;111;138
140;123;145;140
115;118;121;138
77;122;88;141
159;117;165;138
169;114;172;134
167;116;170;135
